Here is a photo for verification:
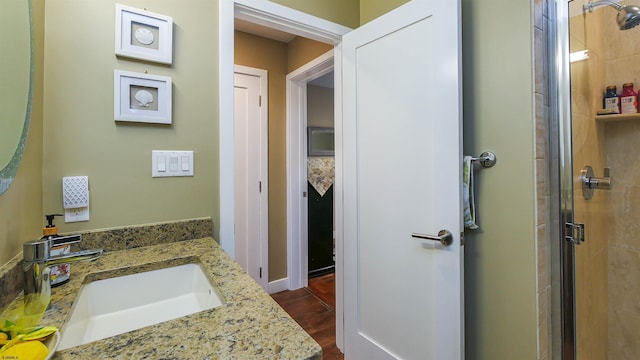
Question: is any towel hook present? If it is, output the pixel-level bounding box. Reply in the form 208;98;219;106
470;151;497;168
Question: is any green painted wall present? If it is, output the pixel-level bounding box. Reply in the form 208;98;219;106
0;0;44;265
461;0;539;359
42;0;219;238
0;0;351;274
359;0;408;25
0;1;31;167
271;0;359;28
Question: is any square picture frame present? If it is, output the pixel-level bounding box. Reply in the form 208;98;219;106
115;4;173;64
308;127;335;156
114;70;172;124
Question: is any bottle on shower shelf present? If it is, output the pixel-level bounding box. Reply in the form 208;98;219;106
620;83;637;114
603;85;620;114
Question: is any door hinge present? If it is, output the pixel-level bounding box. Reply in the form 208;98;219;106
259;267;262;278
259;181;262;192
303;191;307;198
259;95;262;107
565;222;585;245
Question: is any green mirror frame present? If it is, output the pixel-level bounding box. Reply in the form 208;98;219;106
0;0;34;195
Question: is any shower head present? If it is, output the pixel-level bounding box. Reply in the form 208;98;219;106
584;0;640;30
617;4;640;29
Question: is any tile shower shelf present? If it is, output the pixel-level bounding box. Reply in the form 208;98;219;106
595;113;640;123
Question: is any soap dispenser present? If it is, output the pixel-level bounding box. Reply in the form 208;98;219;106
41;214;71;287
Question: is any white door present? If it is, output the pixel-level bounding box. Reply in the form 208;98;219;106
341;0;463;358
234;65;269;290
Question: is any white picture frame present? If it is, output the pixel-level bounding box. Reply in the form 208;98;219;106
114;70;172;124
115;4;173;64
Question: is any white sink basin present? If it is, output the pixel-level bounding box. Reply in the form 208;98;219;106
58;263;223;350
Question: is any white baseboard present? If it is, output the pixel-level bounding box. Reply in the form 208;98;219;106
268;278;289;294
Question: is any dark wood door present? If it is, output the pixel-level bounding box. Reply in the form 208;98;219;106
308;183;334;277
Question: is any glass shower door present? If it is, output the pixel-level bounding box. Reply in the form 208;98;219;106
564;1;640;359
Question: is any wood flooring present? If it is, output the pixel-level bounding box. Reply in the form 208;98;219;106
307;273;336;308
271;273;343;360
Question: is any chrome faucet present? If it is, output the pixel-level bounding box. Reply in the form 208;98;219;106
23;234;103;300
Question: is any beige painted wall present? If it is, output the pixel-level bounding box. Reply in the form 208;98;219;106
287;37;333;73
0;0;44;266
307;85;334;128
234;31;288;281
359;0;408;25
461;0;539;359
235;32;334;281
271;0;359;29
42;0;219;238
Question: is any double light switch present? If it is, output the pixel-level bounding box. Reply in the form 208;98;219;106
152;150;194;177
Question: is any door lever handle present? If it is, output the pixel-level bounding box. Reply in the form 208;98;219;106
411;230;453;246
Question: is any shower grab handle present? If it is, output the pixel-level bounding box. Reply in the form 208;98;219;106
412;230;453;246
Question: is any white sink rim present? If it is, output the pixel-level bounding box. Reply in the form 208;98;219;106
58;262;224;350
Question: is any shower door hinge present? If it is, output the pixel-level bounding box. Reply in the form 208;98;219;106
565;222;585;245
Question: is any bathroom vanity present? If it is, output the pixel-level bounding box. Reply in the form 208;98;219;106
4;236;321;359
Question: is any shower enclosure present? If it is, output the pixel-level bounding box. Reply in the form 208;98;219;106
555;0;640;359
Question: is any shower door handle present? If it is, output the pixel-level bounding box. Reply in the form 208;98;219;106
412;230;453;246
565;222;585;245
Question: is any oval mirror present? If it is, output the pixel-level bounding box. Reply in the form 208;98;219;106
0;0;33;195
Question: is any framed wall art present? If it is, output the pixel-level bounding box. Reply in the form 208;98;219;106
114;70;172;124
308;127;335;156
115;4;173;64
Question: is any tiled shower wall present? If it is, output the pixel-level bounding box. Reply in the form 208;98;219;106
601;6;640;359
606;119;640;359
535;0;552;359
569;4;610;360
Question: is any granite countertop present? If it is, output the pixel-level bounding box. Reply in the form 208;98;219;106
8;237;321;359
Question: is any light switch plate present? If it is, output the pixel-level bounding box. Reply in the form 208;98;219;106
152;151;194;177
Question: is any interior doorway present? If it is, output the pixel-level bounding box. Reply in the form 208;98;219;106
233;23;336;295
286;51;335;290
219;0;350;350
306;72;335;279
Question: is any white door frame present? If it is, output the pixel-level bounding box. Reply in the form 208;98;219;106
218;0;348;259
234;65;269;291
218;0;351;349
286;50;334;291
